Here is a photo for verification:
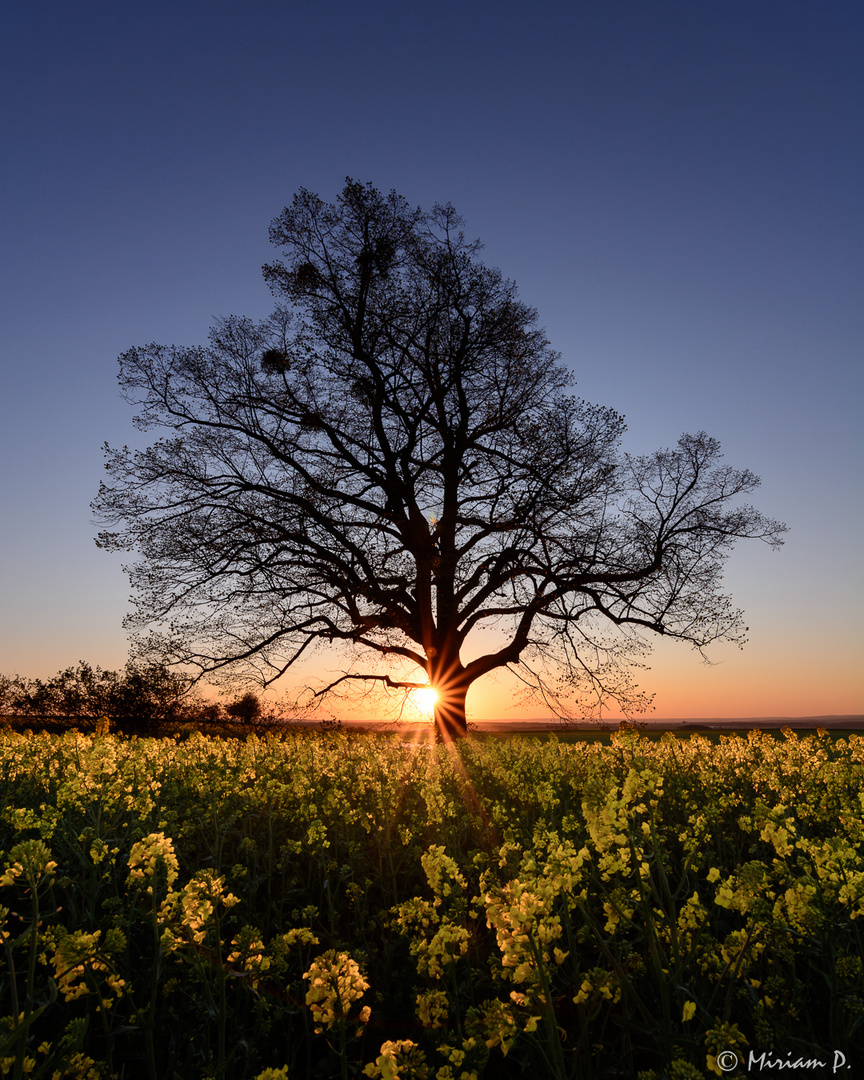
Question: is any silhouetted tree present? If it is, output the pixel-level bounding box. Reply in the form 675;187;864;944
0;674;16;718
93;180;786;741
4;660;198;734
226;692;263;725
7;661;118;729
108;661;194;735
195;701;225;727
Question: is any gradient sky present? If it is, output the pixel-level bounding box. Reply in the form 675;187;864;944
1;0;861;721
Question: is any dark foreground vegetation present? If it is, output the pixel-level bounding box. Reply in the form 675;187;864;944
1;727;862;1080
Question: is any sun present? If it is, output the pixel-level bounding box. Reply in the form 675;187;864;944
412;686;438;717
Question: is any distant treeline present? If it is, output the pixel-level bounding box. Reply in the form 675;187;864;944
0;661;286;736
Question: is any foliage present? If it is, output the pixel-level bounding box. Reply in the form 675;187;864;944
2;661;199;736
0;663;293;737
1;728;861;1079
225;692;263;725
92;180;787;739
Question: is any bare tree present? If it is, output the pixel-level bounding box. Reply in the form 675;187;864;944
93;180;786;741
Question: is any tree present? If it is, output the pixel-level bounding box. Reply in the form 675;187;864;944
225;691;263;725
4;660;199;734
93;180;786;741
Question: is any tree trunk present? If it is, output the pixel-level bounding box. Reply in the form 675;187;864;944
433;680;469;743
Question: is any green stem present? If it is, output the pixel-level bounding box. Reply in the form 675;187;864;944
581;898;658;1030
3;936;20;1035
527;928;567;1080
339;1019;348;1080
142;906;161;1080
87;969;116;1077
630;834;671;1037
12;883;40;1080
215;910;226;1076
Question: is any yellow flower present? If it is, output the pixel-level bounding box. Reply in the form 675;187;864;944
127;832;179;895
0;839;58;888
363;1039;421;1080
416;989;449;1028
303;950;369;1032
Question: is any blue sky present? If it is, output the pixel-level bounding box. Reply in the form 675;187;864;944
1;0;861;717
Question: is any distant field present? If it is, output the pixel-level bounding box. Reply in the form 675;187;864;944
349;715;864;744
3;712;861;741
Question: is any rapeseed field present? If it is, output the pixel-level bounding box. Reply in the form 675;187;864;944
1;727;861;1079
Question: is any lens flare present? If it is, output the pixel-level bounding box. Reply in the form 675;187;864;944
413;687;438;716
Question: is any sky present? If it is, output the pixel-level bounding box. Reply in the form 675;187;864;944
1;0;861;722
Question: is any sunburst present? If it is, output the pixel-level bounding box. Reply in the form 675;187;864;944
412;686;438;717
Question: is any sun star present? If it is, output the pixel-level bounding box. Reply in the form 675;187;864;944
413;687;438;717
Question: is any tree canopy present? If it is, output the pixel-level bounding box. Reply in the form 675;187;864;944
94;180;786;740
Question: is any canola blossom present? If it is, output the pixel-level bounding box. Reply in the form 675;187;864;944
0;726;861;1079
